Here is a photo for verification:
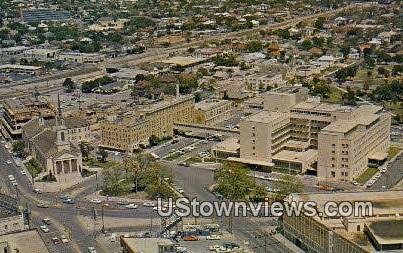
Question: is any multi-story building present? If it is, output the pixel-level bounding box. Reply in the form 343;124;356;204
235;86;390;180
1;98;56;139
238;110;290;167
245;73;284;91
283;190;403;253
56;52;105;64
194;99;234;125
100;95;194;153
0;194;25;236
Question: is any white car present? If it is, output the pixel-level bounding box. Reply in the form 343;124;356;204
125;204;138;209
12;182;17;186
40;225;50;233
143;201;155;207
8;175;14;181
90;199;102;204
6;160;12;164
21;170;26;175
60;235;69;243
207;235;221;240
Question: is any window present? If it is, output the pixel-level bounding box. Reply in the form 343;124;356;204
331;171;335;177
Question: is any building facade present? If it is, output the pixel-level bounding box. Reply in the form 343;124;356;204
1;98;56;139
100;95;195;153
194;99;234;126
236;87;390;180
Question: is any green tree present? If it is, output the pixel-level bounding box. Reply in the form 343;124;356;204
63;78;76;93
314;17;325;29
12;141;26;158
272;175;303;201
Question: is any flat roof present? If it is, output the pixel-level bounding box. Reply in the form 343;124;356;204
121;237;173;253
195;99;232;111
211;137;239;152
273;149;318;164
0;230;49;253
228;157;274;167
160;56;207;67
322;114;379;133
291;190;403;217
244;110;288;124
292;101;354;113
367;220;403;245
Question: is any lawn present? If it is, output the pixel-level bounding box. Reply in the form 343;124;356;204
164;152;183;161
355;167;379;184
185;156;216;164
325;86;343;103
84;158;115;169
388;146;402;160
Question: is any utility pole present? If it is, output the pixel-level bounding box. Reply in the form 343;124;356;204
101;205;105;234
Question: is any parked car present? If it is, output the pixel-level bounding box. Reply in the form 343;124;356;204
125;204;138;209
90;199;102;204
33;188;42;194
42;218;52;225
183;236;199;241
87;247;97;253
63;198;75;204
60;235;69;244
143;202;155;207
52;237;61;244
207;235;222;240
37;203;49;208
40;225;50;233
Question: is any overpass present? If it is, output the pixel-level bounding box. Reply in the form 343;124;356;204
174;122;239;136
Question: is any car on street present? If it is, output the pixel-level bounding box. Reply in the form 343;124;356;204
207;235;222;240
12;182;17;186
6;160;12;164
178;162;189;167
125;203;138;209
143;201;155;207
37;203;49;208
117;201;130;205
62;198;75;204
8;175;15;181
209;245;221;251
42;218;51;225
183;236;199;241
33;188;42;194
40;225;50;233
87;247;97;253
52;237;61;244
20;170;26;175
60;235;69;243
90;199;102;204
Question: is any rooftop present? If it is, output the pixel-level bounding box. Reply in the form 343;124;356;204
0;230;49;253
121;237;173;253
366;220;403;245
272;149;318;163
244;110;288;124
195;99;232;111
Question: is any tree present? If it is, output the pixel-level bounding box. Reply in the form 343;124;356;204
12;141;26;158
63;78;76;93
392;65;403;75
314;17;325;29
123;153;156;193
342;87;357;105
214;162;265;201
79;142;93;159
149;135;160;147
377;67;389;78
246;40;263;53
272;175;303;201
300;39;313;51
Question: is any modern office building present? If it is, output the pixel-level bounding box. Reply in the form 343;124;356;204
100;95;195;153
283;190;403;253
235;86;390;180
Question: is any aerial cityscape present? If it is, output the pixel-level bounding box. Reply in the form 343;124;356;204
0;0;402;253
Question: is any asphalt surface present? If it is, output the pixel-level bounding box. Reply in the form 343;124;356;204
369;153;403;190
